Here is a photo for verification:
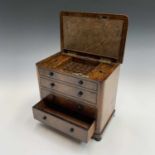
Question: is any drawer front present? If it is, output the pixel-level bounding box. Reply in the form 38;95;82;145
40;88;97;118
33;107;95;142
38;69;97;91
40;78;97;104
40;88;51;99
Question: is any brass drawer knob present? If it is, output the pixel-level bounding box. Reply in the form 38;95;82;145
78;91;83;96
78;80;83;85
50;83;55;87
49;72;54;76
70;128;74;132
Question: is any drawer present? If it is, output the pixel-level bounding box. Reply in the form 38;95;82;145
40;88;51;99
40;78;97;104
38;69;97;91
32;95;95;142
40;89;97;119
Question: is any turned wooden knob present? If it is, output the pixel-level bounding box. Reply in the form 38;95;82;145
70;128;74;132
78;80;83;85
78;91;83;96
77;104;84;111
49;72;54;76
43;116;47;120
50;83;55;87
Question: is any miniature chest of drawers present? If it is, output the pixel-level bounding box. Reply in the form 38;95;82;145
32;11;128;142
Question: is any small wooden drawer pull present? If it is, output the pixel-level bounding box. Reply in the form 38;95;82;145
78;91;83;97
43;116;47;120
78;80;83;85
70;128;74;133
50;83;55;87
77;104;84;111
49;72;54;76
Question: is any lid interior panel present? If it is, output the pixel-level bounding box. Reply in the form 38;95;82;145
60;12;128;63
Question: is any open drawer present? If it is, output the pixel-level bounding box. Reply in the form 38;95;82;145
32;95;95;142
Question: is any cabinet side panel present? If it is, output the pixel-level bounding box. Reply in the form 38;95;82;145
97;65;120;133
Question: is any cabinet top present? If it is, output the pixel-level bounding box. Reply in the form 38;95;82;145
60;11;128;63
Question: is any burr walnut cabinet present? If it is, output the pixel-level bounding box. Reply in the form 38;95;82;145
32;11;128;142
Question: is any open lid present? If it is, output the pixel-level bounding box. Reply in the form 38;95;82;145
60;11;128;63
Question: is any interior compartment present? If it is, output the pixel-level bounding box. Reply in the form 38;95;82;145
37;53;118;81
33;94;95;129
57;57;99;75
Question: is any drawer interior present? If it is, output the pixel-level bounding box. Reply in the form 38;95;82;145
33;95;95;129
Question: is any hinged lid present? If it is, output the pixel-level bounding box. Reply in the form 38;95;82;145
60;11;128;63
